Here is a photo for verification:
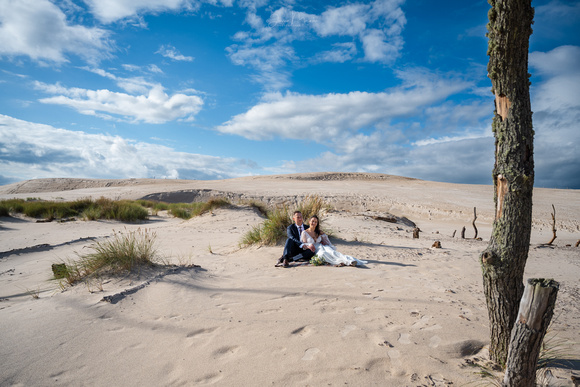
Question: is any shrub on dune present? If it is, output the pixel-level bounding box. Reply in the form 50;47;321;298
56;228;159;286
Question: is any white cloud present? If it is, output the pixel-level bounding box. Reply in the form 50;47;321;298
529;45;580;188
228;0;407;90
314;4;370;36
0;114;251;183
413;129;491;147
360;28;402;63
267;47;580;189
227;39;295;90
0;0;112;64
83;0;196;24
34;82;204;124
216;70;470;141
313;42;357;63
83;0;234;24
156;45;194;62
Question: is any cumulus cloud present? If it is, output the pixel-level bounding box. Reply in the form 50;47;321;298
83;0;196;24
0;0;112;64
156;45;194;61
216;69;470;141
529;45;580;188
83;0;234;24
0;114;251;185
34;81;204;124
259;46;580;189
227;0;406;90
313;42;357;63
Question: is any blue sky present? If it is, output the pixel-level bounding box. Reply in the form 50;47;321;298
1;0;579;188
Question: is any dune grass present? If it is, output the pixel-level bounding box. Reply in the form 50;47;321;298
0;197;230;222
56;228;159;286
168;198;231;219
0;197;148;222
240;195;329;247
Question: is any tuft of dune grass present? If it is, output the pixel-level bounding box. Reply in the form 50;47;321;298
56;228;159;286
168;197;231;219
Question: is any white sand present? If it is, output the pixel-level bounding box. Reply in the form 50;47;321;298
0;173;578;386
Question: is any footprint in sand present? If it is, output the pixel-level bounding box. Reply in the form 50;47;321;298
398;333;411;345
280;292;301;299
186;327;219;339
353;306;366;314
411;315;431;330
212;345;241;359
291;326;314;337
192;372;223;385
429;336;442;348
257;308;281;315
301;348;320;361
387;349;401;360
341;325;357;337
209;293;223;300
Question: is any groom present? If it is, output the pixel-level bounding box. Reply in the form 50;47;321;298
276;211;316;267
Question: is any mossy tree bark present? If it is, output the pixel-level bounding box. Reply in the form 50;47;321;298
480;0;535;366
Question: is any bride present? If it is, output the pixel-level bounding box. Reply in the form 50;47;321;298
301;215;367;267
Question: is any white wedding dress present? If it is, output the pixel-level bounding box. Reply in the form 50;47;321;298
301;231;367;266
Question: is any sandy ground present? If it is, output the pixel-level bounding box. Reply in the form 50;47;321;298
0;173;578;386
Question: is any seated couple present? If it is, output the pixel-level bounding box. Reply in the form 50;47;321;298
276;211;367;268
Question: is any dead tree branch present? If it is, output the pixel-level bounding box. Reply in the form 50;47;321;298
472;207;478;239
546;204;557;245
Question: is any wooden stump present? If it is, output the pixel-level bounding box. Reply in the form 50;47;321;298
412;228;420;239
502;278;559;387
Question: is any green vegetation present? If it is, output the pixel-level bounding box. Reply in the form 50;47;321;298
167;198;230;219
56;228;159;286
240;195;329;247
0;197;231;222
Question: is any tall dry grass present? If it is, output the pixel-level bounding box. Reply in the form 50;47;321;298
240;196;329;247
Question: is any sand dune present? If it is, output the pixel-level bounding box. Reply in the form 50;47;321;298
0;173;578;386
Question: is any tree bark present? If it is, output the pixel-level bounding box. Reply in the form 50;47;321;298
480;0;535;366
503;279;559;387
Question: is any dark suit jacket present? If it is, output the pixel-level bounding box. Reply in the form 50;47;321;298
283;223;313;261
287;223;309;246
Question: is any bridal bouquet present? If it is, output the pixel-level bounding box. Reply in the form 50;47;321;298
310;254;326;266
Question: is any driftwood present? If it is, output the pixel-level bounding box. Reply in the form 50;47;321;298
502;278;559;387
451;230;457;238
472;207;478;239
546;204;557;245
432;241;441;248
576;240;580;248
461;226;466;239
412;227;420;239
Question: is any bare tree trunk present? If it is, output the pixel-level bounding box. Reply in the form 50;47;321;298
546;204;557;245
503;279;559;386
480;0;535;366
